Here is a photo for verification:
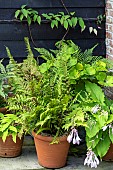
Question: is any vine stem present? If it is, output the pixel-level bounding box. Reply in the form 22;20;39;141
60;0;70;14
28;25;38;48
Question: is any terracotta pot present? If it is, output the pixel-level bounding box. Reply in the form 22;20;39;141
32;131;70;168
0;135;23;157
103;143;113;161
0;107;7;114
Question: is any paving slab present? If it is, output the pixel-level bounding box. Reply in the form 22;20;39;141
0;137;113;170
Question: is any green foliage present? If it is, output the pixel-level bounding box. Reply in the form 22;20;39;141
15;6;86;31
15;5;41;25
0;113;23;142
5;38;113;153
42;12;86;31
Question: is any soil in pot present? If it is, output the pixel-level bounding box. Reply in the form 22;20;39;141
32;131;70;169
0;135;23;157
103;143;113;161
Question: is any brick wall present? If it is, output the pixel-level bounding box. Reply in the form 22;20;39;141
106;0;113;59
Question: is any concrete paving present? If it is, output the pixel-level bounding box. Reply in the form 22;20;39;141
0;136;113;170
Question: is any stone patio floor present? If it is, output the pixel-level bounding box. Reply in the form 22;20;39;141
0;136;113;170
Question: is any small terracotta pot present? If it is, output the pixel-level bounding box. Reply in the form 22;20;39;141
32;131;70;168
103;143;113;161
0;135;23;157
0;107;7;114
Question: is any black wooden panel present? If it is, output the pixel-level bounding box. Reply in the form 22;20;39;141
0;8;105;20
0;22;105;41
0;0;105;8
0;39;105;60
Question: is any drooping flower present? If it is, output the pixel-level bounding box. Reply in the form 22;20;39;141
67;129;74;143
84;149;99;168
102;125;108;131
91;105;101;114
67;128;81;145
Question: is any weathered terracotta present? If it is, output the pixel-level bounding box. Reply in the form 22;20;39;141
103;143;113;161
32;131;70;168
0;107;7;114
0;135;23;157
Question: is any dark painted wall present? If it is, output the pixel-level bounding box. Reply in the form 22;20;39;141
0;0;105;64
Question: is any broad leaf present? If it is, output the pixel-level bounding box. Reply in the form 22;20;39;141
96;131;111;158
85;81;105;104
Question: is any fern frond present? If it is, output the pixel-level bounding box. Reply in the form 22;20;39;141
35;48;54;61
24;37;33;58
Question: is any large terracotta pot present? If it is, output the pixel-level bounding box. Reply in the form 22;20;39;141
0;135;23;157
103;143;113;161
32;131;70;168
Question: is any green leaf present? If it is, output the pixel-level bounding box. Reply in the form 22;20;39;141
9;126;17;133
20;14;24;21
78;17;85;31
67;19;73;27
85;81;105;104
68;58;77;67
22;9;28;18
39;63;48;73
96;131;111;158
33;14;37;22
106;76;113;86
37;16;41;25
71;17;77;27
2;129;8;142
27;16;32;25
85;122;100;138
96;72;106;82
86;131;102;149
109;128;113;143
1;122;11;132
21;5;27;9
15;10;20;18
12;132;17;143
63;20;68;30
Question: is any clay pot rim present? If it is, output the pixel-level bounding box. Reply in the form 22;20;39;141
32;131;68;142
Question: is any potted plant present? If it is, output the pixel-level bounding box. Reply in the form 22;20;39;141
0;49;25;157
35;40;113;168
0;113;24;157
6;38;113;168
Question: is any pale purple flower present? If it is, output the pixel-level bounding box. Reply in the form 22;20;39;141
91;105;101;113
102;125;108;131
67;130;74;143
67;128;81;145
84;149;99;168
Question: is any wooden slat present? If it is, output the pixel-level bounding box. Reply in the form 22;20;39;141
0;0;105;8
0;23;105;41
0;39;105;59
0;8;105;20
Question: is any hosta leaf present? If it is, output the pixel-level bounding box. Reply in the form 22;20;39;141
85;81;105;104
109;128;113;143
86;131;102;149
85;122;100;138
96;131;111;158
